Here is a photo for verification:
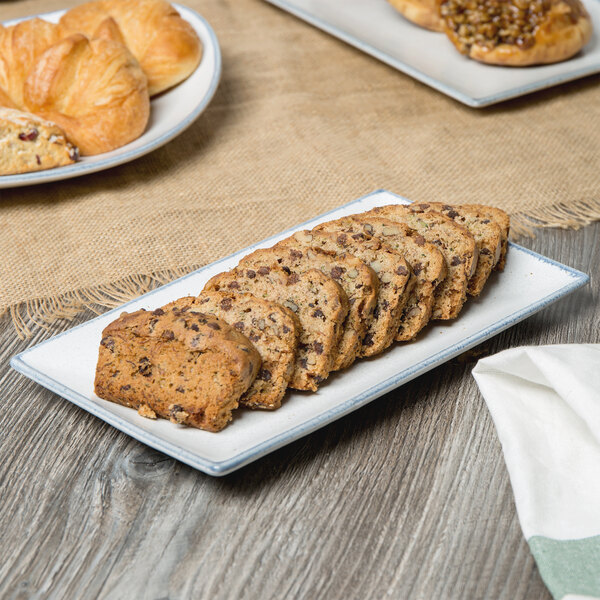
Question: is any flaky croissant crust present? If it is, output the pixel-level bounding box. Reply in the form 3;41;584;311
59;0;202;96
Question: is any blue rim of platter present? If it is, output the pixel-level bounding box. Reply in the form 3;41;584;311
0;4;222;186
263;0;600;108
10;190;590;475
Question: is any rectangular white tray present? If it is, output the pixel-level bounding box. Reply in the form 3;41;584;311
11;190;589;475
264;0;600;107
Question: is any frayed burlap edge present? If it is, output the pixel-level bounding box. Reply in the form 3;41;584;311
3;266;201;340
3;198;600;339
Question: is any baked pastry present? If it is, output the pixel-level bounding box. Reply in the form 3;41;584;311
0;19;62;109
239;245;379;370
388;0;444;31
204;265;349;392
0;107;79;175
440;0;593;66
365;205;477;320
469;205;510;271
23;34;149;155
0;19;150;155
164;292;300;410
315;215;447;341
279;230;414;357
94;307;261;432
59;0;202;96
408;203;503;296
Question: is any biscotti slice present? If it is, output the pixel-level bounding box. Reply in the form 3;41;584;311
204;265;349;392
239;245;379;370
276;230;413;358
315;215;447;341
407;202;502;296
365;204;477;320
0;107;79;175
163;292;299;410
461;204;510;271
94;307;261;432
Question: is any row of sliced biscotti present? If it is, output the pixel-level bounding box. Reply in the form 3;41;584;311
94;202;509;432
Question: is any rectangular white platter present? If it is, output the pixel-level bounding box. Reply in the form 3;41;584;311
11;190;589;476
263;0;600;107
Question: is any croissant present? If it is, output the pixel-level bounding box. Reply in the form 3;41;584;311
59;0;203;96
0;19;150;155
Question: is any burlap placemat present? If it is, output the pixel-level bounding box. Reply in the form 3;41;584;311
1;0;599;336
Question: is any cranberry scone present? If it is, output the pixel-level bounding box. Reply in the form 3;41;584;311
365;204;477;320
204;265;349;392
315;215;447;341
0;107;79;175
440;0;592;66
163;292;299;410
409;203;502;296
94;307;261;432
239;245;379;370
277;230;414;357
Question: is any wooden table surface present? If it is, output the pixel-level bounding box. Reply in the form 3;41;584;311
1;222;598;600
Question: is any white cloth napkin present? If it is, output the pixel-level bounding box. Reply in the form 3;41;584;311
472;344;600;600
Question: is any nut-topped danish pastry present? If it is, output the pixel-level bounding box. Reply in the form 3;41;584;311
387;0;445;31
440;0;593;66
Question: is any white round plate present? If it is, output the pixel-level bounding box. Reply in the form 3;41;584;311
0;4;221;188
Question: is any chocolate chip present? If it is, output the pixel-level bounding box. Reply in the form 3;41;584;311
246;269;256;279
414;235;426;247
312;375;324;385
480;248;492;256
120;384;131;391
233;321;245;331
412;262;423;276
100;336;115;352
381;300;390;312
152;308;165;316
161;329;175;340
313;342;324;355
258;368;272;381
481;219;491;224
312;309;325;320
282;266;291;275
451;256;464;266
176;386;185;393
447;210;459;219
138;357;152;377
419;203;430;209
330;266;344;280
207;322;221;330
257;266;271;275
249;332;260;343
228;281;241;289
282;325;290;334
220;298;233;311
299;358;308;369
287;272;300;285
289;249;303;260
337;233;348;245
396;265;409;276
352;233;365;241
190;323;199;332
169;404;184;417
363;333;374;347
